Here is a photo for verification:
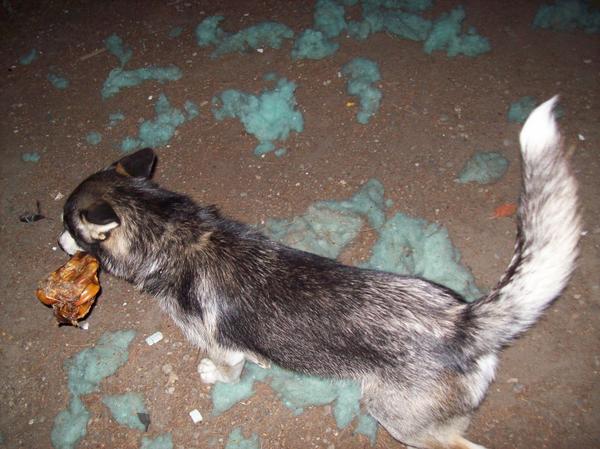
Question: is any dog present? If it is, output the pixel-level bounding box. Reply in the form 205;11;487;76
58;97;580;449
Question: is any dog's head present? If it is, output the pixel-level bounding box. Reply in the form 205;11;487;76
59;148;157;261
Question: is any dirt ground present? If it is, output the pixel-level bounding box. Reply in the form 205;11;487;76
1;1;599;448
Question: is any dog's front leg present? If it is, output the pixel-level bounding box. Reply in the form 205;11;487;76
197;349;246;384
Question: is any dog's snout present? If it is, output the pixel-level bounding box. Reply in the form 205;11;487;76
58;230;84;255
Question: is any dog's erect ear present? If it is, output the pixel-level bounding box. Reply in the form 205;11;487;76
81;201;120;241
114;148;156;178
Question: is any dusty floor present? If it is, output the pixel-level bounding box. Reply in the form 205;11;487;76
1;1;599;448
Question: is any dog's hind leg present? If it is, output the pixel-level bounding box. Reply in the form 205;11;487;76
363;382;487;449
197;349;245;384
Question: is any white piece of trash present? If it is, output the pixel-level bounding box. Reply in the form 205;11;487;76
145;331;164;346
189;409;203;423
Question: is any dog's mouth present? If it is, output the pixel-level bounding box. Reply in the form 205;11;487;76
58;230;85;255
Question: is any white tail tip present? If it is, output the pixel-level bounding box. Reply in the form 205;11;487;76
519;96;561;158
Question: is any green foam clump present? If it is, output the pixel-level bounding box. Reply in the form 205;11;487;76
341;58;382;124
184;100;200;120
423;6;490;57
19;48;38;65
225;428;259;449
121;94;197;152
212;76;304;156
86;131;102;145
102;393;148;430
364;212;482;301
314;0;347;37
457;152;509;185
21;152;40;162
101;66;182;99
140;434;173;449
51;397;90;449
104;34;133;67
507;96;537;123
52;331;136;449
355;414;379;445
67;330;136;396
212;362;269;415
262;179;386;259
212;362;375;440
195;16;294;58
384;10;432;40
533;0;600;33
48;73;69;90
109;112;126;127
347;0;433;41
291;29;339;60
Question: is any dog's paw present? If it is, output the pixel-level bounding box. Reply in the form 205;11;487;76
197;358;221;384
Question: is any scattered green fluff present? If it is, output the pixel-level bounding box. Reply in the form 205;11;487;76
533;0;600;33
355;414;379;445
121;94;196;152
196;15;227;47
67;330;136;396
423;6;491;57
101;393;148;430
101;66;182;99
48;72;69;90
184;100;200;120
263;179;384;260
372;0;433;12
320;178;387;229
291;29;339;60
347;0;433;41
168;26;184;38
21;152;40;162
51;397;90;449
212;77;304;156
211;362;269;415
457;152;509;186
263;203;363;259
212;362;372;435
225;428;260;449
19;48;38;65
364;212;483;301
108;112;126;127
274;148;287;157
383;10;432;41
104;34;133;67
314;0;347;38
86;131;102;145
52;331;135;449
140;434;173;449
507;96;537;123
341;58;382;124
195;16;294;58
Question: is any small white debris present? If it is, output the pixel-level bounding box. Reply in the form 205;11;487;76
52;246;58;251
256;48;264;53
583;59;592;64
145;331;164;346
148;95;153;100
578;133;586;141
80;321;89;330
189;409;203;423
53;192;64;201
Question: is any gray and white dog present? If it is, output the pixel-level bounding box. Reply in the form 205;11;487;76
59;97;580;449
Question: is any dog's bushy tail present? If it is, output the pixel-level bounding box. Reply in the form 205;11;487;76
470;96;581;350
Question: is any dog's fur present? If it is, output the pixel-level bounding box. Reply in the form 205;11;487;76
59;97;580;449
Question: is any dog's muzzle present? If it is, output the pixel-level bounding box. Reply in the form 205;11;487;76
59;230;84;255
